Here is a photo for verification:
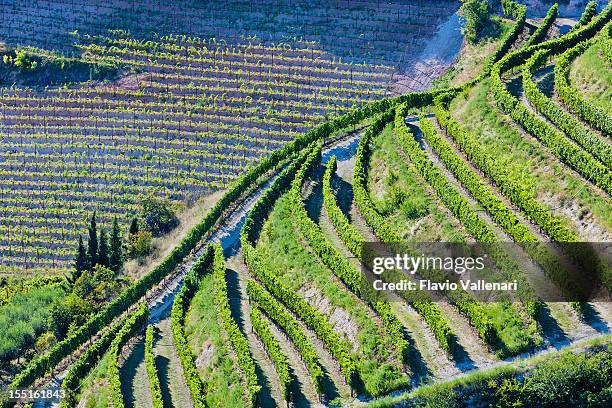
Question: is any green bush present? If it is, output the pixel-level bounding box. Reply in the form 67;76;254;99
140;195;179;237
459;0;492;44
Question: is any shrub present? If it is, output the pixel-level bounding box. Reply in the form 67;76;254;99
140;195;179;237
459;0;492;44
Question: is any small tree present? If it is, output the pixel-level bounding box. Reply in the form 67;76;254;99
130;231;153;260
140;195;179;237
86;212;98;269
48;294;92;339
73;235;87;281
459;0;492;44
98;227;109;267
129;217;139;236
109;217;123;273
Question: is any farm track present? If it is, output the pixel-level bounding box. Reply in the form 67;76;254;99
120;336;154;408
152;317;194;408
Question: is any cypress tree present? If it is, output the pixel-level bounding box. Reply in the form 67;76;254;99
129;217;139;235
86;212;98;269
98;227;109;267
109;217;123;273
73;235;87;280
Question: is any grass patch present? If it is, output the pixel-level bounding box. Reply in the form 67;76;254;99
80;349;113;408
570;40;612;112
368;123;467;242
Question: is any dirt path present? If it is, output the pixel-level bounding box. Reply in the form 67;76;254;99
153;317;194;408
226;254;285;408
120;336;154;408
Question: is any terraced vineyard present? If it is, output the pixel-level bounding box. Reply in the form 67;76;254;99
0;0;458;275
1;0;611;407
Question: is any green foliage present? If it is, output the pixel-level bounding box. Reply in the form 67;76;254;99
144;326;163;408
73;236;88;280
500;0;524;20
0;286;63;363
34;332;56;354
571;1;598;32
212;243;261;406
140;195;179;237
129;217;139;235
491;46;611;196
459;0;492;44
97;227;109;268
603;22;612;64
129;231;153;259
417;114;545;316
325;157;418;368
487;349;612;407
1;40;491;399
86;212;98;270
48;293;93;339
486;3;612;292
250;306;292;400
109;217;123;273
3;49;38;71
524;3;558;47
434;102;607;302
368;346;612;407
